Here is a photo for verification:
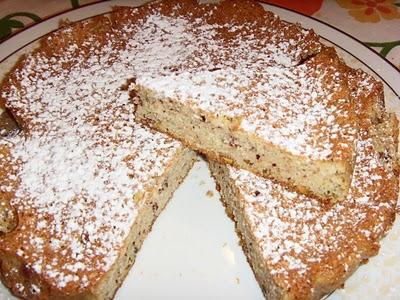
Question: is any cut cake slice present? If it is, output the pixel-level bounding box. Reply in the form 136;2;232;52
208;70;399;299
0;13;196;299
131;0;360;201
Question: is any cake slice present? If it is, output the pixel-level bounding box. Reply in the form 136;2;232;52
135;46;358;202
130;0;360;201
208;71;399;299
0;14;196;299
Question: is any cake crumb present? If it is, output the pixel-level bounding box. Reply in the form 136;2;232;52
206;190;214;198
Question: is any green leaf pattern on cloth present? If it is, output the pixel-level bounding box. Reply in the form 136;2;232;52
364;40;400;57
71;0;81;9
0;12;41;41
0;0;81;41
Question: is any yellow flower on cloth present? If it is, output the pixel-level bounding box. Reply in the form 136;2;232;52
337;0;400;22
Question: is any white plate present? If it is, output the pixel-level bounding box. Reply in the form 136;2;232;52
0;2;399;299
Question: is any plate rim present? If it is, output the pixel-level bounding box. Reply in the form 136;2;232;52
0;0;107;45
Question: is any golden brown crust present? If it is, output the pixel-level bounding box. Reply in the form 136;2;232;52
0;15;113;134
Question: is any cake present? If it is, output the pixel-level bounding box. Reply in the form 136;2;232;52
208;70;399;299
131;0;363;202
0;12;196;300
0;0;398;299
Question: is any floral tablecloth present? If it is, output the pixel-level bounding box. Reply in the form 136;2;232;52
1;0;400;69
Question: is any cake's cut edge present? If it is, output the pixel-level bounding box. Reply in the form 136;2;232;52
88;147;197;300
133;45;363;203
134;99;352;203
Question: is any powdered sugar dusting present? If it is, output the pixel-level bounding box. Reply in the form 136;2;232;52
140;62;355;159
0;11;184;294
226;136;396;292
131;5;356;160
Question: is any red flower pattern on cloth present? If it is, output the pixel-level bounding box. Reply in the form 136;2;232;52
337;0;400;22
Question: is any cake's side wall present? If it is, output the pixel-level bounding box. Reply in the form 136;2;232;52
92;148;197;300
135;89;352;202
208;161;286;300
0;145;17;234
